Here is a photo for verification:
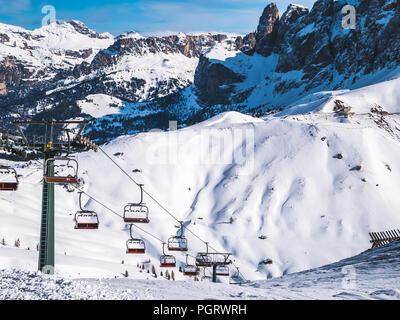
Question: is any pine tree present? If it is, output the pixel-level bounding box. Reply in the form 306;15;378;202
1;238;6;246
171;270;175;281
124;270;129;277
151;265;156;276
14;238;20;248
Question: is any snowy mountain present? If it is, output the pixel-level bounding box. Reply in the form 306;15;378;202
1;0;400;298
0;20;235;129
193;0;400;112
2;0;400;141
0;20;113;96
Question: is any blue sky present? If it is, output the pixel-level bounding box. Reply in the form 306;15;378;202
0;0;317;35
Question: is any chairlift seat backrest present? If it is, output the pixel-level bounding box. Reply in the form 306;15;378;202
168;236;188;251
123;204;149;223
160;254;176;267
216;265;230;276
44;158;78;185
0;167;18;191
126;238;146;254
195;253;212;267
74;210;99;229
183;265;198;276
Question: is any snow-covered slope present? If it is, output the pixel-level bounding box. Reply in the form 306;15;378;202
2;241;399;300
1;108;400;282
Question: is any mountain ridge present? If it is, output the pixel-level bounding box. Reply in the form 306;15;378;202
1;0;400;143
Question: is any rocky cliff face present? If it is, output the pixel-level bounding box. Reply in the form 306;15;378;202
194;0;400;108
1;0;400;142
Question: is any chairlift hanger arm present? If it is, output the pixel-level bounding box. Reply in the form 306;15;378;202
78;191;84;211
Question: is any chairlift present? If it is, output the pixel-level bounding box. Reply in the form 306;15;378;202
160;242;176;267
201;267;212;281
195;242;212;267
123;184;149;223
44;157;78;184
0;166;19;191
126;225;146;254
168;221;188;251
183;254;199;276
229;267;245;285
74;192;99;229
216;265;230;277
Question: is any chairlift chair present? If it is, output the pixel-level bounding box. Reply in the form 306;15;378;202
0;166;19;191
44;157;78;184
183;254;199;276
201;268;212;281
126;225;146;254
168;221;188;251
74;212;99;229
123;204;149;223
160;243;176;267
74;192;99;229
229;267;244;285
195;253;212;267
195;242;212;267
216;265;230;277
123;184;150;223
168;236;188;251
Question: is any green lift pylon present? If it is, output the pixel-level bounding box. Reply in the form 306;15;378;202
4;119;98;275
38;152;55;274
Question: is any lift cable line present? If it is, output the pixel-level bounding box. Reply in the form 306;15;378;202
75;186;235;277
98;145;222;253
7;126;246;282
32;158;171;246
97;145;246;282
73;187;166;244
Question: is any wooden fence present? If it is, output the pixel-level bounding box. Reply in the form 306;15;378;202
369;230;400;248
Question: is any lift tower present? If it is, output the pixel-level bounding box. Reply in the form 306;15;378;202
2;120;98;274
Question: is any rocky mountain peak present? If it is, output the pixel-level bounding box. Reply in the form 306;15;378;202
280;4;309;25
38;19;113;41
256;2;279;36
255;2;280;56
